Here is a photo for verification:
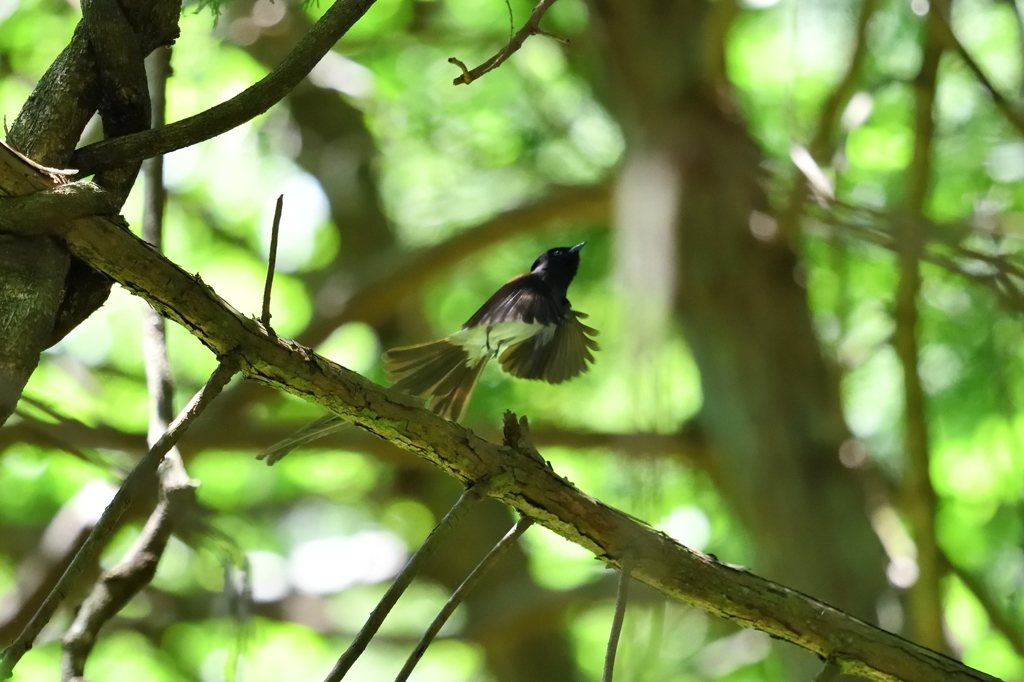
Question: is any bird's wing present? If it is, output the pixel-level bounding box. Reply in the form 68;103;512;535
463;274;568;327
498;310;599;384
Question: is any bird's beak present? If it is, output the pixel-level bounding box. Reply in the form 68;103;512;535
570;242;585;253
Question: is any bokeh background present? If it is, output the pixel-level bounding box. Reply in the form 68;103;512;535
2;0;1024;679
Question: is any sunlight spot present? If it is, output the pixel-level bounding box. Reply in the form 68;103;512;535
749;210;779;242
887;556;919;588
841;92;874;131
661;506;711;551
310;52;376;99
697;629;771;677
248;550;291;603
289;531;406;595
264;173;329;272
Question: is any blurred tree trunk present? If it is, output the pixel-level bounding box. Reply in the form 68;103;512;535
585;0;887;675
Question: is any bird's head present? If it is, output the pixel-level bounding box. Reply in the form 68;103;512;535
531;242;585;296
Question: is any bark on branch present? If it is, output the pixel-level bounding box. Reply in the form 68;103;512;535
0;153;998;682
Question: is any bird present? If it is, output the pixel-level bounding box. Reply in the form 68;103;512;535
384;241;598;421
258;243;597;463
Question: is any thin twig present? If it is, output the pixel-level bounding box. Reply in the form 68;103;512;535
933;9;1024;138
142;45;174;438
261;194;284;332
503;0;513;42
947;554;1024;657
0;357;239;680
808;204;1024;317
603;550;635;682
778;0;877;240
451;0;561;85
324;481;491;682
395;516;534;682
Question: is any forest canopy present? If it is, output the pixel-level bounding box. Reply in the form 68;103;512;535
0;0;1023;680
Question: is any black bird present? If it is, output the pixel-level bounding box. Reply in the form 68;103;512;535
384;242;598;421
258;243;597;463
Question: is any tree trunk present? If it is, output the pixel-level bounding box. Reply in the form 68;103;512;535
586;1;887;675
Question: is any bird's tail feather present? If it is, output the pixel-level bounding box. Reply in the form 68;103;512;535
383;338;487;422
257;414;347;465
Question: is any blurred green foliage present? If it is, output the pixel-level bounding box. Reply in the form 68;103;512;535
2;0;1024;679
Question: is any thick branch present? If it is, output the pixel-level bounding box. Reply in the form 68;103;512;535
0;182;117;231
71;0;379;176
81;0;151;202
0;163;998;682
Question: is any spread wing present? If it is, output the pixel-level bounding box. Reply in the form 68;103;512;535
498;310;599;384
463;274;568;328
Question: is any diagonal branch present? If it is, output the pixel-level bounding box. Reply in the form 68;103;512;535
71;0;379;177
933;9;1024;138
396;515;534;681
326;482;491;681
0;165;1000;682
449;0;561;85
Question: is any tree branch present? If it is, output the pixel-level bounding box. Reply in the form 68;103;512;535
0;156;999;681
81;0;151;202
779;0;877;240
603;549;634;682
396;515;534;681
60;466;196;681
896;1;946;652
450;0;561;85
326;482;491;681
71;0;379;177
933;9;1024;138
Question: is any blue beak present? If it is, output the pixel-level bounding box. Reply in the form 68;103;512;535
570;242;585;253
